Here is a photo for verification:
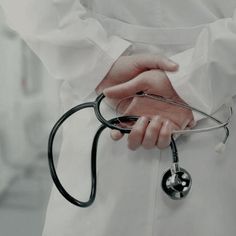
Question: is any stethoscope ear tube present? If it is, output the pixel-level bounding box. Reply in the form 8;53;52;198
47;94;141;207
48;101;97;207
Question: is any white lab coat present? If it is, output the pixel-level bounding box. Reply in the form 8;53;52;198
1;0;236;235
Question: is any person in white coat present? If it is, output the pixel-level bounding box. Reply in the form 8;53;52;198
1;0;236;235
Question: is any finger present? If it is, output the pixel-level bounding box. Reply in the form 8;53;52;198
110;130;124;141
156;120;176;149
103;73;147;99
142;116;163;149
127;117;149;150
134;54;179;72
187;119;197;128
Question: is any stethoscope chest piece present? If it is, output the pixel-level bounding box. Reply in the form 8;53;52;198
161;164;192;200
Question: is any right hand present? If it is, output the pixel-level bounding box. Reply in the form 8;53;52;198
95;54;178;95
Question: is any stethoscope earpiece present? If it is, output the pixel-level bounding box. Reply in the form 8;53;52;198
162;164;192;200
214;142;226;153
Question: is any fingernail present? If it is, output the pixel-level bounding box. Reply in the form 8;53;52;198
172;133;180;140
188;120;197;128
103;88;108;95
168;59;178;67
110;130;122;140
164;120;170;128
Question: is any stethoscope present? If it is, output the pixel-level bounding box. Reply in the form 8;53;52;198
48;92;232;207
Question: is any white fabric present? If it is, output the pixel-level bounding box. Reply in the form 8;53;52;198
166;15;236;120
1;0;236;235
0;0;131;100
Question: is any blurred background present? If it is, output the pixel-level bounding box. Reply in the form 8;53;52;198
0;7;61;236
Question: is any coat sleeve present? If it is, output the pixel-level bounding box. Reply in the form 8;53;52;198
166;10;236;120
0;0;131;99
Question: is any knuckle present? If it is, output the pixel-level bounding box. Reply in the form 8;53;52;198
150;121;161;131
143;133;156;149
138;73;148;83
133;127;144;137
153;115;161;120
144;130;152;139
127;135;140;149
160;130;170;139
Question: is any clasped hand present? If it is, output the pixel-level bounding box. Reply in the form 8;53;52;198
96;54;194;150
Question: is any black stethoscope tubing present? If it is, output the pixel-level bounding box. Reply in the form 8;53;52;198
48;93;179;207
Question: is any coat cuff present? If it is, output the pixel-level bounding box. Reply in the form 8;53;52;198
68;37;131;100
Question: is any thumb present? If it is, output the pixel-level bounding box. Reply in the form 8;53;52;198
134;54;179;72
110;130;124;141
103;74;145;99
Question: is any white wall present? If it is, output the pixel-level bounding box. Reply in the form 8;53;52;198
0;9;61;235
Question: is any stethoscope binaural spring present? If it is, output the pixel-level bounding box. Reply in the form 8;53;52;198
48;92;232;207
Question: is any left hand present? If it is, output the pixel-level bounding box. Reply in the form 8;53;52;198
103;69;195;149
